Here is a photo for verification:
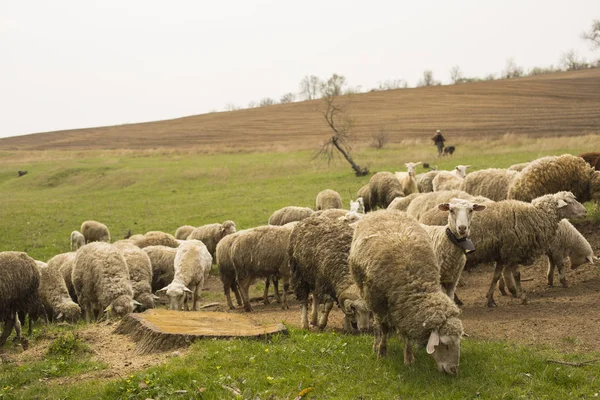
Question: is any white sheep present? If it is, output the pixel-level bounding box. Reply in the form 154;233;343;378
315;189;343;210
460;168;520;201
70;231;85;251
349;197;365;214
432;165;470;192
394;162;422;195
35;261;81;322
80;220;111;243
157;240;213;311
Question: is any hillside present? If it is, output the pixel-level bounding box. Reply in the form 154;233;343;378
2;69;600;151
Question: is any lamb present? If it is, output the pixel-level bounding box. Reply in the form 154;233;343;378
340;211;364;224
80;220;111;243
350;197;365;214
416;170;440;193
268;206;315;225
349;211;463;375
507;154;600;203
579;152;600;170
114;241;156;310
174;225;196;240
463;192;587;307
188;220;237;259
460;168;521;201
70;231;85;251
142;245;177;292
356;184;373;212
230;223;297;312
432;165;470;192
289;215;371;331
394;162;422;196
368;172;405;210
35;261;81;323
72;242;139;321
316;189;343;210
215;231;245;309
420;199;486;304
132;231;180;249
0;252;43;347
507;162;530;172
47;252;78;301
157;240;213;311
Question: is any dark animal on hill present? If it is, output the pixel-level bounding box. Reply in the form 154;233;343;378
443;146;456;157
579;152;600;170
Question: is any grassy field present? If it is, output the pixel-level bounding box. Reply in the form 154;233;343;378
0;134;599;399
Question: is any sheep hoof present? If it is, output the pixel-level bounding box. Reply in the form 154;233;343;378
487;299;497;308
560;279;569;288
521;297;529;305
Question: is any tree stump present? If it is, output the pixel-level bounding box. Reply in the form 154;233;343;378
114;309;287;354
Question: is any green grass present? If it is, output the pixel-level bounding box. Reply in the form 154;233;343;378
0;134;599;399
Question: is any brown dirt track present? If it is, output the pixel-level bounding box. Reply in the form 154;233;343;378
1;69;599;151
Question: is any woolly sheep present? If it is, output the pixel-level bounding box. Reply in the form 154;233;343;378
507;162;530;172
35;261;81;323
394;162;422;196
432;166;470;192
350;197;365;214
174;225;196;240
416;170;440;193
356;184;373;212
143;245;177;292
72;242;138;321
231;223;296;312
316;189;343;210
349;211;464;374
268;206;315;225
81;220;111;243
507;154;600;203
462;192;587;307
368;172;405;210
47;252;78;301
157;240;212;311
315;208;348;220
132;231;179;249
188;220;237;259
114;241;156;310
289;215;371;331
460;168;521;201
340;211;364;224
70;231;85;251
215;231;245;309
0;252;43;347
402;190;490;221
386;193;421;212
420;199;486;303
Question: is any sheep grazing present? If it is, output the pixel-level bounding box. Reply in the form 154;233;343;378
0;252;43;348
188;220;237;259
356;184;373;212
416;170;440;193
289;215;371;331
368;172;405;210
114;241;156;310
394;162;422;196
215;231;245;309
463;192;587;307
460;168;520;201
350;197;365;214
349;211;463;375
35;261;81;323
507;162;530;172
157;240;212;311
72;242;139;321
316;189;343;211
143;245;177;292
230;224;296;312
132;231;179;249
420;199;486;303
174;225;196;240
81;220;111;243
579;152;600;170
268;206;315;225
432;165;470;192
507;154;600;203
70;230;85;251
47;252;78;301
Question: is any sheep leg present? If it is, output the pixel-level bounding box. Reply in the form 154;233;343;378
377;322;389;358
0;318;16;348
506;264;528;304
300;296;309;330
232;282;243;306
546;259;556;287
486;263;504;307
403;337;415;365
281;277;289;309
263;277;271;305
502;271;519;298
238;279;253;312
557;261;568;288
498;275;508;296
317;300;334;330
453;293;464;307
310;294;319;326
224;283;235;310
192;285;202;311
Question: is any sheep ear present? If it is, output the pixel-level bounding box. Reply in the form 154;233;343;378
153;294;160;300
426;330;440;354
557;199;568;208
587;255;596;264
438;203;450;211
156;287;168;293
416;162;422;166
184;287;194;294
56;312;64;321
343;299;354;314
473;204;486;211
132;300;142;306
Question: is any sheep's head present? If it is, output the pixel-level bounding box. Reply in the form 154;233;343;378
539;191;587;219
438;199;486;239
136;292;157;310
341;298;372;332
55;301;81;323
104;295;138;319
157;282;193;310
454;165;470;178
70;231;85;251
405;162;422;178
349;197;365;214
222;220;237;236
340;211;364;224
427;316;463;375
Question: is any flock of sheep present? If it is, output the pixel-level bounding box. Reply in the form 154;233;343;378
1;152;599;376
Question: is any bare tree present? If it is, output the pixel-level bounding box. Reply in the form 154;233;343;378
559;49;588;71
417;70;440;87
582;19;600;49
449;65;464;84
259;98;276;107
299;75;322;100
280;92;296;104
314;95;369;176
376;79;408;91
247;101;258;108
320;73;347;97
370;125;390;149
501;58;524;79
224;102;240;111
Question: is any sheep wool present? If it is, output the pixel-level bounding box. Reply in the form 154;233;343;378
188;220;237;259
142;245;177;292
70;231;85;251
416;170;440;193
133;231;179;249
80;220;111;243
356;184;372;212
368;172;405;210
47;252;78;301
215;230;248;309
460;168;520;201
114;241;155;310
315;189;343;210
35;261;81;322
268;206;315;225
174;225;196;240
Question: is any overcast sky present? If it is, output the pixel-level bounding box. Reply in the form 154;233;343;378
1;0;598;138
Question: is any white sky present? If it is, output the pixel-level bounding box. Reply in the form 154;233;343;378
1;0;598;138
